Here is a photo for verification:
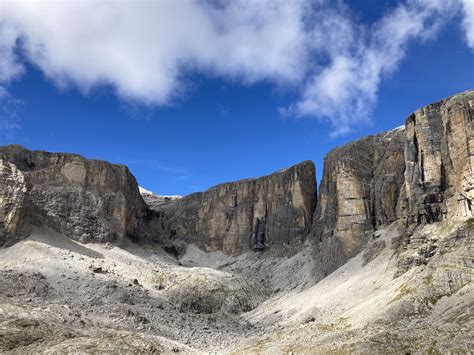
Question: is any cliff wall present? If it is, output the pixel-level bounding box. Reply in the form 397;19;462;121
146;161;317;256
311;90;473;277
0;145;146;246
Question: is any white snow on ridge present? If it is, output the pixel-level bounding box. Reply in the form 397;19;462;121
138;186;154;195
392;124;405;131
162;195;182;199
139;186;182;199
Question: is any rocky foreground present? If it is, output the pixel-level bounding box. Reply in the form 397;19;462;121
0;90;473;353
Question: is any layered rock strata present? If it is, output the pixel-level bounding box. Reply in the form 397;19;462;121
0;145;146;245
404;90;474;223
311;90;474;277
146;161;317;256
311;128;406;275
0;90;472;264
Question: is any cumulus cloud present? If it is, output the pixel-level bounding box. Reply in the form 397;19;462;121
0;0;471;136
0;21;23;82
0;0;308;104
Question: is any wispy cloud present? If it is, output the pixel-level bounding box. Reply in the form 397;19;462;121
0;86;23;143
0;0;472;136
287;0;460;137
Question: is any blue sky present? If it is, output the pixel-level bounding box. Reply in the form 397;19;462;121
0;0;473;196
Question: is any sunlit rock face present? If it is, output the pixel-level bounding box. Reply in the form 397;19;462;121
146;161;317;256
0;90;472;262
310;128;406;276
0;159;28;246
0;145;146;245
404;90;474;223
310;90;474;279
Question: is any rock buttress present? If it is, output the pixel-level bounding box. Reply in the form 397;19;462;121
310;90;474;278
0;145;146;245
404;90;474;223
311;128;406;277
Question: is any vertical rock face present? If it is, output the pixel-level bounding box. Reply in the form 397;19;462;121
0;145;146;245
311;129;406;273
147;161;317;256
1;90;471;265
404;90;474;223
0;159;28;245
311;90;474;278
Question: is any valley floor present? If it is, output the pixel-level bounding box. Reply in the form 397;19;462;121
0;221;472;353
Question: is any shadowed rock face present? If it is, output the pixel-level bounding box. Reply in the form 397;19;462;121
0;145;146;246
146;161;317;256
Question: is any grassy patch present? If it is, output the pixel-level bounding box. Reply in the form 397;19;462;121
388;285;413;304
423;274;433;285
464;218;474;231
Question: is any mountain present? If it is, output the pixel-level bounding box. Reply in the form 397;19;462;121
142;160;316;256
0;90;472;353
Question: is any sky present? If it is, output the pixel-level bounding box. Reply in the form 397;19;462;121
0;0;473;196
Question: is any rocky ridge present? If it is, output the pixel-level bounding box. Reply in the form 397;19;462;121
138;186;182;209
144;161;317;256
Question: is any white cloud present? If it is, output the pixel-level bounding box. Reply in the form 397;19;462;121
0;0;471;136
462;0;474;48
290;0;460;137
0;21;23;82
0;0;308;104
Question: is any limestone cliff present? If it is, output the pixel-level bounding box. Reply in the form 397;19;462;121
146;161;317;256
0;159;28;244
1;90;472;264
311;89;474;278
311;128;406;276
0;145;146;246
0;92;473;354
404;90;474;223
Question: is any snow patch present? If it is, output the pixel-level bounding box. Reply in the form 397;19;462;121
138;186;154;195
392;124;405;131
139;186;182;200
